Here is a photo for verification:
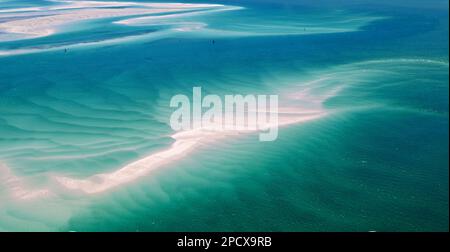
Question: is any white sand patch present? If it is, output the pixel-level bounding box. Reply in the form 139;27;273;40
0;0;223;41
54;106;328;194
0;163;53;200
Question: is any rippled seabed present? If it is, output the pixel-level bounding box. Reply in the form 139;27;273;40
0;0;448;231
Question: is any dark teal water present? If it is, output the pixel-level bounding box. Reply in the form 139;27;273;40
0;0;448;231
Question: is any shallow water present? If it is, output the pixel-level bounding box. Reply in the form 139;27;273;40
0;0;448;231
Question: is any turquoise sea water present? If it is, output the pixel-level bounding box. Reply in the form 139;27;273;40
0;0;448;231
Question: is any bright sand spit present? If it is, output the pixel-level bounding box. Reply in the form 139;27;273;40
54;106;328;194
0;0;223;40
